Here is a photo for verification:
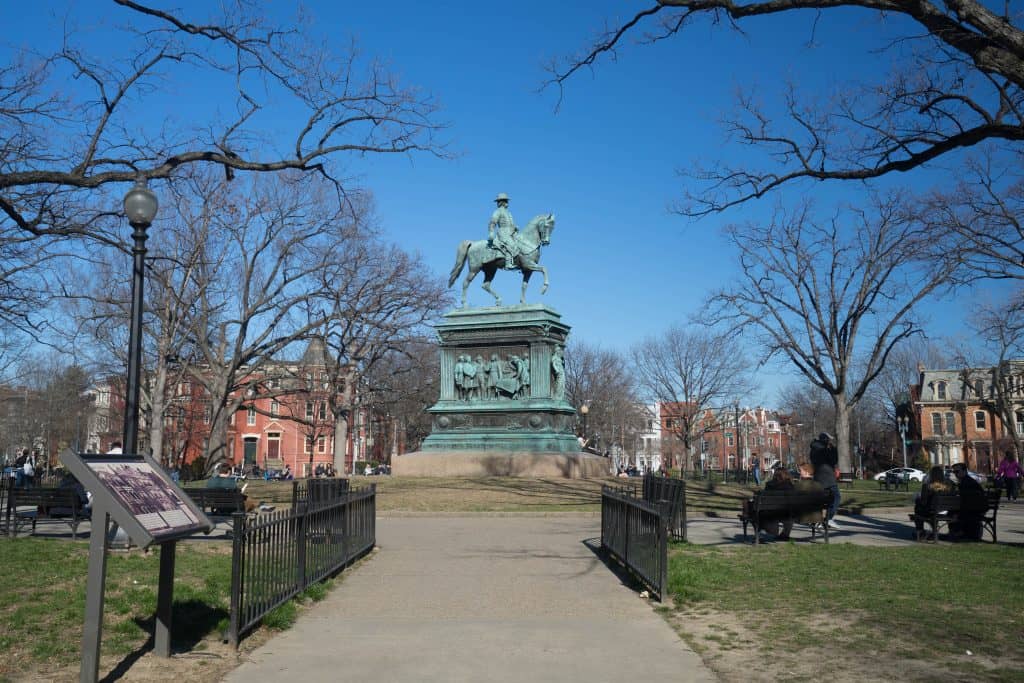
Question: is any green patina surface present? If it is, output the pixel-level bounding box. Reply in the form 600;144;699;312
422;304;580;453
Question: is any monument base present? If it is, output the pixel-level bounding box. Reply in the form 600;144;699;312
392;450;611;478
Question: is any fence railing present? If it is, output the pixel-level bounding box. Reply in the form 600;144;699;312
228;483;375;647
291;478;351;511
641;474;687;542
600;485;669;602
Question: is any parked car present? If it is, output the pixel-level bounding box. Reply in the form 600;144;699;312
873;467;925;482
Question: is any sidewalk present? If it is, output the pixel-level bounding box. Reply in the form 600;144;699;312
223;515;717;683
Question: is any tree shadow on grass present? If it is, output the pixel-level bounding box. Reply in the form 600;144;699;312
99;599;228;682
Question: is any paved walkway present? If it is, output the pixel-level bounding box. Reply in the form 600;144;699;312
223;515;717;683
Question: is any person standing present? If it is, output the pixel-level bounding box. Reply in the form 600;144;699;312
809;432;841;530
751;454;762;486
21;451;35;489
995;451;1022;502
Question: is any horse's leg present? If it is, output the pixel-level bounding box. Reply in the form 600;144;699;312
462;263;479;308
520;269;532;304
480;265;501;306
519;255;549;297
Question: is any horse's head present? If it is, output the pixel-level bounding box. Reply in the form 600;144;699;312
539;213;555;245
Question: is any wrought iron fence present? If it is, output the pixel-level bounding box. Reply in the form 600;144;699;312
228;483;376;647
600;485;669;601
642;474;687;541
291;478;351;511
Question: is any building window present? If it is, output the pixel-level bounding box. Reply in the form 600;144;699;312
318;402;327;420
974;380;984;397
317;436;326;453
931;413;943;436
305;401;314;420
271;400;279;416
944;412;955;436
247;405;256;426
1016;411;1024;433
304;438;312;453
203;405;211;424
936;382;947;400
975;411;986;430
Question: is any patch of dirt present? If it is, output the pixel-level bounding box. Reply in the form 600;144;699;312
663;606;1007;682
11;627;275;683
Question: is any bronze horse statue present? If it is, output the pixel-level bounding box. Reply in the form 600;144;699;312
448;213;555;307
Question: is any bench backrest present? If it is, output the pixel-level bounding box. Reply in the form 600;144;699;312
753;489;830;514
924;493;962;513
8;487;79;509
184;488;243;504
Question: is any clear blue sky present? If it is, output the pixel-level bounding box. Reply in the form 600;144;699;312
8;1;986;403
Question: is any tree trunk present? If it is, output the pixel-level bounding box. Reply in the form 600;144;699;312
833;394;853;473
332;410;349;474
205;400;235;475
148;364;167;467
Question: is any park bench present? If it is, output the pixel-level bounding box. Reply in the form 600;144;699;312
183;488;245;516
739;488;833;545
838;471;855;488
879;472;910;492
908;490;999;542
5;487;84;539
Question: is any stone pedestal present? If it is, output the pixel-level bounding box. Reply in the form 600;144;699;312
394;305;606;478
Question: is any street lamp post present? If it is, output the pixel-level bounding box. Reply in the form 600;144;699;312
122;181;158;454
580;403;589;446
897;415;909;468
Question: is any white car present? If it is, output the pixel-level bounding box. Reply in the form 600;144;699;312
873;467;925;482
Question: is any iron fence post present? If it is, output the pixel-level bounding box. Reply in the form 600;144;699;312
228;512;245;649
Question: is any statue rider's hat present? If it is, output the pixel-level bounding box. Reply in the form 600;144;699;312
494;192;510;203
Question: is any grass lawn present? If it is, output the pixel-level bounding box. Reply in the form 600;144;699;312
666;542;1024;682
0;538;329;682
237;475;916;514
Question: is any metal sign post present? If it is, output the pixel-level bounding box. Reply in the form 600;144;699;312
59;450;212;683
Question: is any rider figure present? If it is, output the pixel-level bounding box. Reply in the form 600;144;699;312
488;192;519;270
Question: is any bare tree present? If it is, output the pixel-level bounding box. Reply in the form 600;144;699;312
631;326;750;471
564;339;642;454
312;223;450;472
550;1;1023;216
706;194;960;470
966;296;1024;456
921;157;1024;291
173;172;361;471
1;1;444;335
363;339;440;457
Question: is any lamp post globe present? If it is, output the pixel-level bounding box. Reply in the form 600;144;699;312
122;180;158;455
123;181;158;225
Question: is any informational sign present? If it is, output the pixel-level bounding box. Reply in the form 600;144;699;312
87;458;205;539
60;450;212;548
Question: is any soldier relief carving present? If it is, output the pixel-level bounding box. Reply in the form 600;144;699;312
454;351;530;401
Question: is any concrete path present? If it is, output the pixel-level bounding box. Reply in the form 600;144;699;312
223;515;716;683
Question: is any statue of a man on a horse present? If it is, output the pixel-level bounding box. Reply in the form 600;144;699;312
448;192;555;308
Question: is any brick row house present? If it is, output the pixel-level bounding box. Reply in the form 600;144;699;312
89;338;375;476
658;402;794;472
908;362;1024;473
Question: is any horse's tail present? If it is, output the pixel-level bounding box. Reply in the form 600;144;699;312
449;240;471;287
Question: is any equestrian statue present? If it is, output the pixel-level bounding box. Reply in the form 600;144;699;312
448;192;555;307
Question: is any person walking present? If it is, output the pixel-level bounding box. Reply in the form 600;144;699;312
809;432;841;530
995;451;1022;502
21;451;35;489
